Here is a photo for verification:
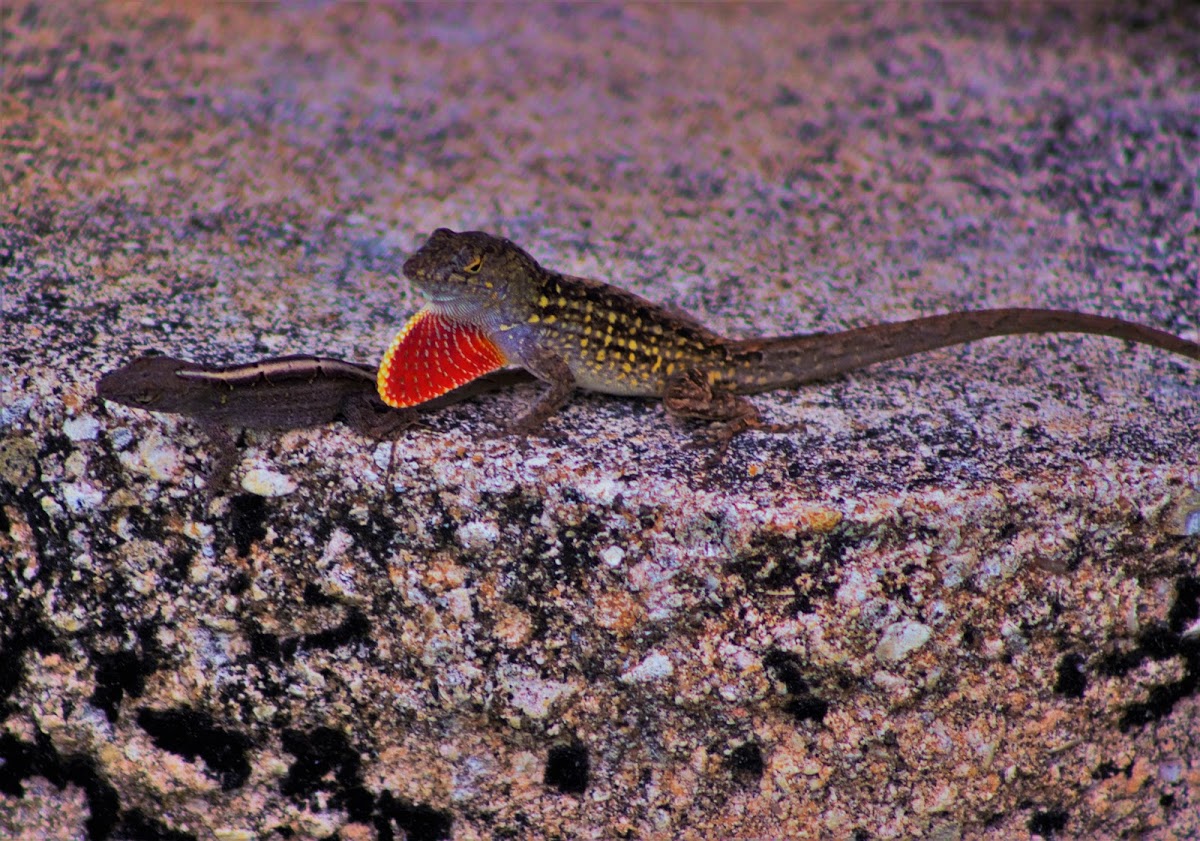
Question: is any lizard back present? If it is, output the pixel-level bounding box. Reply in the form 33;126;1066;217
399;228;735;398
510;266;733;396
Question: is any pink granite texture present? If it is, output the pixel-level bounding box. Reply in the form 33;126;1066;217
2;3;1199;839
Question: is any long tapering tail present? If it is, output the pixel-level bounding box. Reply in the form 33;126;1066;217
728;308;1200;395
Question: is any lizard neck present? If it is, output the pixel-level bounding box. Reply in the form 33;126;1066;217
425;265;546;336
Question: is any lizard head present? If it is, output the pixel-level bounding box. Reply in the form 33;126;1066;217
403;228;539;322
95;355;187;409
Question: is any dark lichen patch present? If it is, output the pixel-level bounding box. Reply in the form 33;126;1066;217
1091;760;1128;781
228;493;268;557
762;649;830;723
785;695;830;723
729;522;892;611
879;568;914;603
727;532;809;592
227;571;251;595
0;733;46;799
280;726;373;821
90;640;160;724
249;627;288;663
1119;658;1200;731
167;546;193;584
334;505;401;564
805;524;854;567
120;504;168;544
544;742;589;794
413;491;466;550
555;512;606;575
0;731;121;840
136;708;253;790
244;606;373;665
298;607;372;653
481;486;545;527
1028;807;1068;837
118;810;197;841
983;810;1006;828
280;727;453;840
1052;653;1087;699
762;650;810;696
503;501;613;595
728;740;764;784
376;792;454;841
0;612;63;716
1093;576;1200;730
498;505;634;644
1169;576;1200;634
302;581;338;608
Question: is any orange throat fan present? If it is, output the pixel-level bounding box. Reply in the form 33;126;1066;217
377;308;508;408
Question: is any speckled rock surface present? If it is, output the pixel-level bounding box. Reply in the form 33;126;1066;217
3;3;1200;839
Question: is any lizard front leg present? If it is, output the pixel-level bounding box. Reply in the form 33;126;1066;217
196;422;241;502
340;394;418;439
499;350;576;439
340;395;419;492
663;368;799;462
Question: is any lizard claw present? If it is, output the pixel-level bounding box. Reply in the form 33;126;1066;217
484;421;568;448
684;425;734;466
684;415;803;469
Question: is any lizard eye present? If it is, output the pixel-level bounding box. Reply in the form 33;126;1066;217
463;256;483;274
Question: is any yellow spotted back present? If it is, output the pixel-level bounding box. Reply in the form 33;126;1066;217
499;270;734;396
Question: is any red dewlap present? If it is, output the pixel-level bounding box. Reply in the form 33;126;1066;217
377;308;508;407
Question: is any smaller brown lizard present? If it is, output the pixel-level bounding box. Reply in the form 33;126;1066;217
378;229;1200;457
98;354;531;493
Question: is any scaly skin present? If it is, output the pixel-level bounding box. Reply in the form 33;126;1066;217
380;228;1200;453
99;354;533;493
98;355;392;431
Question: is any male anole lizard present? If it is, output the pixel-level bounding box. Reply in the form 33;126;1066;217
378;229;1200;453
98;354;531;491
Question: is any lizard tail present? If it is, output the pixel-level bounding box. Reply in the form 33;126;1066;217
727;308;1200;395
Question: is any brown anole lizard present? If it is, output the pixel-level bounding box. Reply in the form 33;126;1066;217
98;354;531;492
377;229;1200;456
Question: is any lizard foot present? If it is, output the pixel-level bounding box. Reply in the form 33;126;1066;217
483;420;568;448
684;415;803;468
666;369;802;465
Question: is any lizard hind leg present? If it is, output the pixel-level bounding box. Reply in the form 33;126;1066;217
196;422;240;503
339;394;419;495
663;368;800;464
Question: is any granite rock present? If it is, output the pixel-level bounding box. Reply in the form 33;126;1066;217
2;3;1199;839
